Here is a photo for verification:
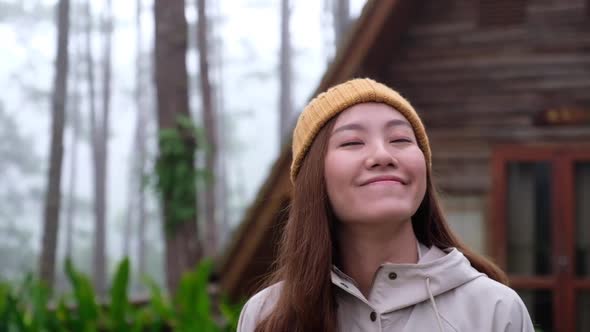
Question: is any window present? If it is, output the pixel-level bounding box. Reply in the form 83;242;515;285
492;146;590;331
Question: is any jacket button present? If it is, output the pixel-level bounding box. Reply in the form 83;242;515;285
370;311;377;322
388;272;397;280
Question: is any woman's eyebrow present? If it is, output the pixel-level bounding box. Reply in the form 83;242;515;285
332;123;365;135
385;119;412;129
333;119;412;135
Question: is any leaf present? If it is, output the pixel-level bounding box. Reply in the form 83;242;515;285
141;276;173;322
173;259;219;331
176;115;195;130
219;297;245;332
109;258;130;331
28;277;50;331
158;128;180;142
194;260;213;320
6;293;28;332
65;259;99;330
54;298;71;331
129;307;155;332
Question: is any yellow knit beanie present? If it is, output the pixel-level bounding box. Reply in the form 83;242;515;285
291;78;431;183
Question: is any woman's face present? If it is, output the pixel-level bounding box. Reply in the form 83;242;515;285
324;102;427;226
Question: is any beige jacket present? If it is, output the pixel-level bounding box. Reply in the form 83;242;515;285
237;244;535;331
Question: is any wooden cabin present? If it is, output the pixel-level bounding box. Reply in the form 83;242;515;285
217;1;590;331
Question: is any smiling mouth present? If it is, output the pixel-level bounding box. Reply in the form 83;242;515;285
367;180;403;185
361;176;406;186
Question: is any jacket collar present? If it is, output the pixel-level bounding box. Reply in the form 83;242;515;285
331;245;484;313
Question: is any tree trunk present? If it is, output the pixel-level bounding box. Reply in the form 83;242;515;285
89;0;112;296
123;182;134;259
154;0;201;294
135;0;147;278
83;0;100;287
279;0;292;146
211;0;228;247
197;0;217;257
333;0;350;48
84;0;97;167
64;49;81;262
122;134;137;260
40;0;70;289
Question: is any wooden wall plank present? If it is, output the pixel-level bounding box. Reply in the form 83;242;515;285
383;0;590;194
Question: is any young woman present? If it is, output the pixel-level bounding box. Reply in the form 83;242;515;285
237;78;535;332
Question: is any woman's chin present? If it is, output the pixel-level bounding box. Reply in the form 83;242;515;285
366;203;413;219
349;209;413;225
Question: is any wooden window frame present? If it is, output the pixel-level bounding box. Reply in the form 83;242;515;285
491;145;590;332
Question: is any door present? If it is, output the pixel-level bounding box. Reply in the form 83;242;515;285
492;146;590;332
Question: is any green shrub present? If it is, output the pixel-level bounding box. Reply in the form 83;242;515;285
0;259;243;332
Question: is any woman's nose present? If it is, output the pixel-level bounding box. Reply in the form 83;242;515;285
365;142;398;169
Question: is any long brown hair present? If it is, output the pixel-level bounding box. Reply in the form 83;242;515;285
255;117;508;332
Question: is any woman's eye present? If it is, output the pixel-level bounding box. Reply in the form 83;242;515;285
390;138;412;143
341;141;363;147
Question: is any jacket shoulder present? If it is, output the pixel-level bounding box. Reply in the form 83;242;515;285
442;276;535;332
236;282;282;332
465;276;525;306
